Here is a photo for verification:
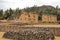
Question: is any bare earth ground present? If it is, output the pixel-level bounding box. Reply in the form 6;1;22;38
0;32;59;40
55;37;60;40
0;32;11;40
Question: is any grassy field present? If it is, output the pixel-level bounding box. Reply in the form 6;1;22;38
0;32;60;40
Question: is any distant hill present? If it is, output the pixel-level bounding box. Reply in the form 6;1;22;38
39;5;55;9
23;5;56;15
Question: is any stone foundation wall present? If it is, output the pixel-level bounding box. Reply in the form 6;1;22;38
3;30;54;40
0;25;60;36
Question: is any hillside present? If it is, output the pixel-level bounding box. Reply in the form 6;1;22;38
0;5;60;20
24;5;56;14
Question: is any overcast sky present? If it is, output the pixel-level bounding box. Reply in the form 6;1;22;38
0;0;60;10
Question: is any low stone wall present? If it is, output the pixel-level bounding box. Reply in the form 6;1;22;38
0;25;60;36
3;29;54;40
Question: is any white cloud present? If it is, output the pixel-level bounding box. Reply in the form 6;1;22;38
0;0;60;10
35;0;60;6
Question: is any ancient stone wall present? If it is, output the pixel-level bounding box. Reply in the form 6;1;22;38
0;25;60;36
3;29;54;40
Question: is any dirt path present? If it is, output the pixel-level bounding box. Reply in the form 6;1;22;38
55;36;60;40
0;32;11;40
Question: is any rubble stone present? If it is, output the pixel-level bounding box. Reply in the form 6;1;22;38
3;29;55;40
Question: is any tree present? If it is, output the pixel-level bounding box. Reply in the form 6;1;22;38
4;10;9;19
8;8;13;19
24;7;30;13
30;5;38;12
15;8;21;19
3;8;13;20
0;9;3;19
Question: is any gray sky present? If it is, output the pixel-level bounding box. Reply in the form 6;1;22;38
0;0;60;10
